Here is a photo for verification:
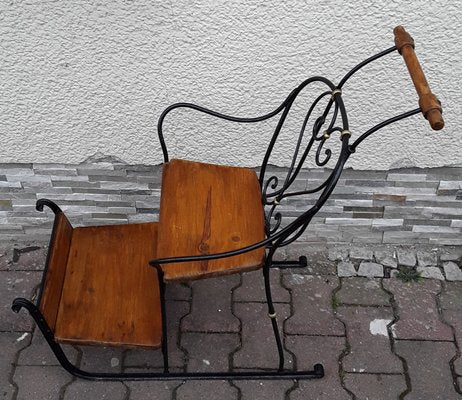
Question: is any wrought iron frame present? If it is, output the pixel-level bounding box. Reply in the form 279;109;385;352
13;45;423;380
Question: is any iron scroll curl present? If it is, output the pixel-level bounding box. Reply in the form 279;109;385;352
155;44;422;258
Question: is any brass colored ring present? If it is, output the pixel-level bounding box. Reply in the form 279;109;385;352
341;129;352;138
331;88;342;97
268;312;277;319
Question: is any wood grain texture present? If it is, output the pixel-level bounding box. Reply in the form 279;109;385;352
157;159;266;281
393;25;444;131
39;212;73;331
55;222;162;348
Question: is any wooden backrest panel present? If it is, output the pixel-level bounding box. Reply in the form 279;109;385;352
39;212;73;332
157;159;266;281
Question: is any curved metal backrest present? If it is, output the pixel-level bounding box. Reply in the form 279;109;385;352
156;45;422;256
258;77;350;246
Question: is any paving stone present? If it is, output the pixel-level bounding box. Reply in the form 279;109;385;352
394;340;458;400
349;247;373;261
374;249;398;268
234;270;289;303
337;261;356;277
440;282;462;311
390;269;400;278
284;275;344;336
13;365;70;400
124;301;188;369
126;381;181;400
337;306;402;373
357;262;384;278
165;282;191;301
0;246;11;270
417;266;445;280
175;381;238;400
233;303;292;370
417;250;438;267
18;328;78;366
63;380;127;399
286;336;350;400
1;271;42;331
337;278;390;306
11;246;47;271
0;332;31;400
344;373;406;400
442;310;462;375
383;279;453;340
79;346;124;373
235;380;293;400
182;333;239;373
444;262;462;281
441;249;462;262
440;283;462;374
328;246;349;262
285;243;336;275
272;247;287;261
396;248;416;267
182;276;240;333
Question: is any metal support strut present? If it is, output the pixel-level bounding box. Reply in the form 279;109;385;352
271;256;308;269
263;258;285;371
12;295;323;380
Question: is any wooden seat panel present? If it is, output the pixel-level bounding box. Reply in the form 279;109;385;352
157;159;266;281
54;222;162;348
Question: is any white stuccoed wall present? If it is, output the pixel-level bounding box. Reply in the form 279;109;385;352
1;1;460;170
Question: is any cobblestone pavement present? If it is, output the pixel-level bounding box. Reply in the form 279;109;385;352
1;244;462;399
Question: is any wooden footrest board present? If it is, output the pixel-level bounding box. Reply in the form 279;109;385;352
42;220;163;349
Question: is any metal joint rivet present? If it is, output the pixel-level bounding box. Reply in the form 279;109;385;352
331;88;342;97
341;129;352;138
323;131;330;139
268;312;277;319
273;200;280;205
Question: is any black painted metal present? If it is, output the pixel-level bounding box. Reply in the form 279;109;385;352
12;298;85;376
337;46;397;89
271;256;308;269
13;45;425;381
349;108;421;152
35;199;63;309
154;46;419;260
36;198;62;214
11;298;323;381
153;265;169;373
151;45;423;379
263;248;285;371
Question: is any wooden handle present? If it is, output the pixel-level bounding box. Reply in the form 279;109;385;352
393;25;444;131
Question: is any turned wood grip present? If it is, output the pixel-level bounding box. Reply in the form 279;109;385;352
393;25;444;131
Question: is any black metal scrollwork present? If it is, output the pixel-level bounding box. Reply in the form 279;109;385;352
156;45;421;254
150;45;422;379
260;81;347;239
